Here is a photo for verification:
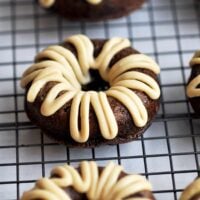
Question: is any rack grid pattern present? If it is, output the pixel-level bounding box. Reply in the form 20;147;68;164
0;0;200;199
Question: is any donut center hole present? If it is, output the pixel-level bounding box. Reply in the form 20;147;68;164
81;69;110;92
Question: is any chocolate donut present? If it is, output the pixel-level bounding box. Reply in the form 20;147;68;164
21;161;156;200
20;34;160;147
38;0;146;21
186;51;200;114
180;177;200;200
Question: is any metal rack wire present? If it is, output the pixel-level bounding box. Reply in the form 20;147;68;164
0;0;200;199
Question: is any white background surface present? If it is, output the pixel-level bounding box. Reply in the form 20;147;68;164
0;0;200;199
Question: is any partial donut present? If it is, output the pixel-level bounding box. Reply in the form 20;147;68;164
21;161;156;200
180;177;200;200
39;0;146;21
186;51;200;114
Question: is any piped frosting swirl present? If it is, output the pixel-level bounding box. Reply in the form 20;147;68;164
20;34;160;143
187;51;200;98
21;161;153;200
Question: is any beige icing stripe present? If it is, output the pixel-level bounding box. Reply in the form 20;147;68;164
187;50;200;98
86;0;102;5
70;91;118;142
39;0;55;8
21;161;153;200
66;35;95;76
66;36;131;81
106;87;148;127
180;178;200;200
190;51;200;67
39;0;102;8
21;34;160;143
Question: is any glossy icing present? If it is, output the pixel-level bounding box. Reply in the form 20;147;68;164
21;35;160;143
21;161;153;200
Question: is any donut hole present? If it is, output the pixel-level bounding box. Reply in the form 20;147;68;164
81;69;110;91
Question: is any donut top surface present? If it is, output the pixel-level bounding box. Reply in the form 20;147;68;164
39;0;102;8
180;178;200;200
21;161;153;200
187;51;200;98
20;34;160;143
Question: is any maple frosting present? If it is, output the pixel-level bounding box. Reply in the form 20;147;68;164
20;34;160;143
187;51;200;98
21;161;153;200
39;0;102;8
180;178;200;200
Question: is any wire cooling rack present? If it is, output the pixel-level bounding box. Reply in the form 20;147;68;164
0;0;200;199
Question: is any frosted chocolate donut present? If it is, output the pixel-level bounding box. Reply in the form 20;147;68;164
21;161;156;200
187;51;200;114
20;34;160;147
38;0;146;21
